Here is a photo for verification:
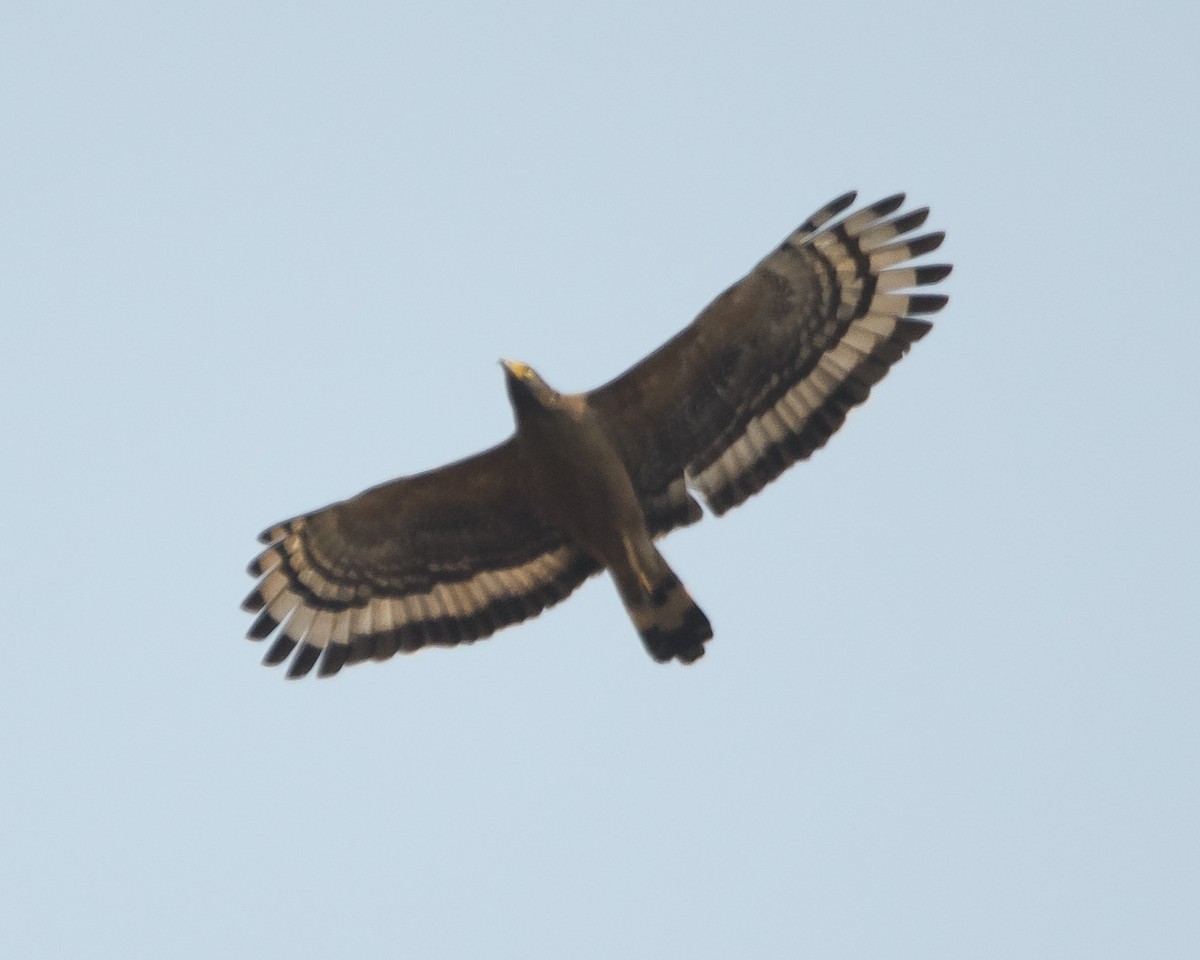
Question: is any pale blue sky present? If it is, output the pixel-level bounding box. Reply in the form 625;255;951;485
3;2;1198;957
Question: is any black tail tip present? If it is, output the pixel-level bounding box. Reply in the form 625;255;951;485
642;605;713;665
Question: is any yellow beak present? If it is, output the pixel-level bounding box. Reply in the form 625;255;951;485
500;359;532;380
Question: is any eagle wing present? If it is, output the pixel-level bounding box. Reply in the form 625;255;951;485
242;441;600;678
588;191;951;521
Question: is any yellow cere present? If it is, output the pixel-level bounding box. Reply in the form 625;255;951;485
503;359;533;380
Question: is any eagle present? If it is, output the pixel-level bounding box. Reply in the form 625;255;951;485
243;191;951;678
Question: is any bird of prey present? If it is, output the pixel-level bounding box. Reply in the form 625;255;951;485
243;191;951;678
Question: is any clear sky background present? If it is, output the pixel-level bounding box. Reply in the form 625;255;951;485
3;2;1197;957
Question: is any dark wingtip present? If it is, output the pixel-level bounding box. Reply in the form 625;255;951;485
241;589;266;614
317;643;351;678
905;231;945;258
829;190;858;215
915;264;953;285
891;207;930;234
247;610;280;641
285;641;321;679
869;192;906;218
907;293;950;315
797;191;858;235
897;318;935;341
263;634;297;665
246;547;280;578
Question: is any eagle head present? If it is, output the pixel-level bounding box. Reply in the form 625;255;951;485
500;358;557;413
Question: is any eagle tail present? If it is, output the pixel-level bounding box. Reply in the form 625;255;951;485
614;540;712;664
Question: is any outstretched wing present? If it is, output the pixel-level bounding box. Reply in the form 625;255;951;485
242;441;601;678
589;191;950;520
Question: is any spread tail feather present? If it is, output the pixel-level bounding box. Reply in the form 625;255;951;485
614;543;712;664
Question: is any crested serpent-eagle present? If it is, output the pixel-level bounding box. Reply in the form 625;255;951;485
243;191;951;677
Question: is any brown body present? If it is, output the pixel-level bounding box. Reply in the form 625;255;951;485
504;361;710;663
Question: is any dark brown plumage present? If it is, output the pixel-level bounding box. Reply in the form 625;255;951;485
243;191;951;677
